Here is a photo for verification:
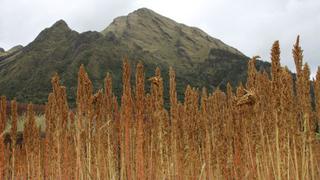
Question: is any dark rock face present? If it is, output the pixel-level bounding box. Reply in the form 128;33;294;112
0;8;270;105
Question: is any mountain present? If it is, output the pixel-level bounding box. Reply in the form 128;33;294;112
102;8;242;65
0;8;270;105
0;45;23;61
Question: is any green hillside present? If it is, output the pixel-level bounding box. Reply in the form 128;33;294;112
0;8;270;105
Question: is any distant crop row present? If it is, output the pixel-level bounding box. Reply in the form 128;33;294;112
0;36;319;179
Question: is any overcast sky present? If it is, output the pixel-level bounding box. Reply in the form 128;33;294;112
0;0;319;75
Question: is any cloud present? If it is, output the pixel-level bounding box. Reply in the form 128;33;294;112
0;0;135;49
1;0;319;75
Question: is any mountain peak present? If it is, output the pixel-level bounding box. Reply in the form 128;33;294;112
34;19;75;42
101;8;163;36
0;7;270;105
7;45;23;53
128;7;173;24
131;7;158;16
0;45;23;59
102;8;243;61
51;19;70;30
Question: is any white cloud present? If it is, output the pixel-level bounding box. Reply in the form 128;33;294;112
0;0;135;49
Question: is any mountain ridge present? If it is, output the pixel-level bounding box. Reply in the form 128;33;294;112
0;8;270;105
102;8;243;65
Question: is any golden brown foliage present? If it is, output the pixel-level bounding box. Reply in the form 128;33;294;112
0;37;319;179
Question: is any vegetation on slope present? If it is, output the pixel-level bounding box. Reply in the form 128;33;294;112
0;8;270;106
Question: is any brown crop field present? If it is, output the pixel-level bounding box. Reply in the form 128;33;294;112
0;37;319;179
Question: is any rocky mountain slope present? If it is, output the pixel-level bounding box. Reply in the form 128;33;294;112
0;8;270;105
0;45;23;61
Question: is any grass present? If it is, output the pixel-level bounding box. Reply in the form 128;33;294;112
3;115;45;134
0;37;319;179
